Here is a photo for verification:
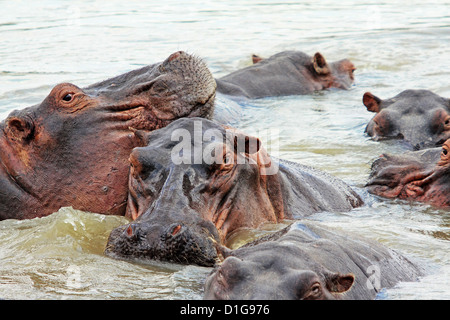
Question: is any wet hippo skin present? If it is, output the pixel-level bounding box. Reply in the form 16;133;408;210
105;118;363;266
204;221;423;300
215;50;355;99
367;139;450;208
363;89;450;150
0;51;216;220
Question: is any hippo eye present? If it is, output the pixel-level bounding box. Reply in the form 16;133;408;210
439;146;450;166
310;283;322;297
223;153;233;165
219;152;234;171
62;93;74;102
216;269;225;284
301;282;323;300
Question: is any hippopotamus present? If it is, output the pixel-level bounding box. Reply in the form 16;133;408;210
0;51;216;220
366;139;450;208
104;117;363;266
215;50;355;99
363;90;450;150
204;221;423;300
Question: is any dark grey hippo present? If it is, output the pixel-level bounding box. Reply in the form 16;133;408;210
104;118;363;266
204;221;424;300
363;89;450;150
215;50;355;99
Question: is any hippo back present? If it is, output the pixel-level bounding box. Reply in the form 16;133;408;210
277;158;363;217
293;222;423;299
216;51;314;98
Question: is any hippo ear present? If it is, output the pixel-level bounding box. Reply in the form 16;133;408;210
313;52;330;75
129;127;151;145
326;273;355;293
252;54;263;64
213;242;233;263
363;92;382;113
234;134;262;155
5;116;34;143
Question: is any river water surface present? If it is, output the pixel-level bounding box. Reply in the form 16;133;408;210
0;0;449;299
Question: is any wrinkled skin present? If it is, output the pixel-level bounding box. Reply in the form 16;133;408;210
215;50;355;99
363;89;450;150
204;221;423;300
105;118;363;266
366;139;450;208
0;51;216;220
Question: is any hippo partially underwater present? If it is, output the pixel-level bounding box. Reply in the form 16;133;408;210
0;49;429;300
0;51;216;220
0;50;355;221
216;50;355;99
363;89;450;150
367;139;450;208
204;221;423;300
105;118;363;266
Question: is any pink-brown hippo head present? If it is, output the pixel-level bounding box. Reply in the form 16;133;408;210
366;139;450;208
0;51;216;220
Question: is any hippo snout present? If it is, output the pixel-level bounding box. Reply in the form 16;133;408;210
105;220;220;267
162;223;187;240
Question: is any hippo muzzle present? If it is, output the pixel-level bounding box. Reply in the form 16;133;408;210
105;213;220;267
366;140;450;208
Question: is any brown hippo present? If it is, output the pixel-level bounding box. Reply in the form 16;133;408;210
215;50;355;99
366;139;450;208
105;118;363;266
204;221;423;300
363;90;450;149
0;51;216;220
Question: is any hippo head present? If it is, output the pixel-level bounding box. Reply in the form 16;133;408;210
204;233;355;300
363;90;450;149
0;51;216;220
312;52;356;90
216;50;355;98
252;51;356;90
366;139;450;208
105;117;285;266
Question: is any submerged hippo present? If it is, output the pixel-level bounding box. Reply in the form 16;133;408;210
105;118;363;266
366;139;450;208
204;221;423;300
0;51;216;220
215;50;355;99
363;90;450;149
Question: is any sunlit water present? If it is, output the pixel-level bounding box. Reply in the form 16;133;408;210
0;0;449;300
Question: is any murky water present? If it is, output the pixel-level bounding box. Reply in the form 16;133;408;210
0;0;449;299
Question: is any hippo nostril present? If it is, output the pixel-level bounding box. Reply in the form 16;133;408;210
126;225;134;237
171;224;182;236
